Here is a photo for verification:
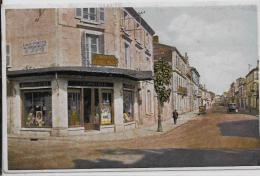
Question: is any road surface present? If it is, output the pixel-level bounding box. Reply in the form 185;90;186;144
8;105;260;169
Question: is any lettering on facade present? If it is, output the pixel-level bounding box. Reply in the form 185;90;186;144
92;54;118;67
68;81;113;87
23;40;48;55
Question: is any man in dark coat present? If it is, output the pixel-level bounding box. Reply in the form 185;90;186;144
172;109;178;124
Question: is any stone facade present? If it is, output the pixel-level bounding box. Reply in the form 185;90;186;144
153;37;204;118
6;8;156;136
245;63;259;113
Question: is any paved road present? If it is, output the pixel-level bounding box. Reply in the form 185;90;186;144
8;105;260;169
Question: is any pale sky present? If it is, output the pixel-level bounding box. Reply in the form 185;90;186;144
138;6;258;95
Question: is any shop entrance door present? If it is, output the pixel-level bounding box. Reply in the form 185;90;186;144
83;88;100;130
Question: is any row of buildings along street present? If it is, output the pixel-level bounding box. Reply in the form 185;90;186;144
219;61;259;115
6;8;214;137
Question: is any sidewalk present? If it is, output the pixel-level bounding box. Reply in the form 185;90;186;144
9;110;200;142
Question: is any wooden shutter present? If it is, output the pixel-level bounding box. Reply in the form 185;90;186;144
82;8;89;21
99;8;104;23
6;45;10;66
99;34;104;54
76;8;82;18
81;32;86;66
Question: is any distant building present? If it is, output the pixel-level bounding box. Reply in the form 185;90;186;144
190;67;201;111
245;61;259;113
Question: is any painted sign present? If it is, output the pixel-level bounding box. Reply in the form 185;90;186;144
23;40;48;55
92;54;118;67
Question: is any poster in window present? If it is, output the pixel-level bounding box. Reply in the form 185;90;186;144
35;111;44;127
100;103;112;125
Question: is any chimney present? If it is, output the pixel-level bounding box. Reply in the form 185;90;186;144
153;35;159;43
257;60;259;68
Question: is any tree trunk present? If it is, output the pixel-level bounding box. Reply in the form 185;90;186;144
157;102;163;132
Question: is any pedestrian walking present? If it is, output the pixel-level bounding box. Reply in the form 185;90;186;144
172;109;178;124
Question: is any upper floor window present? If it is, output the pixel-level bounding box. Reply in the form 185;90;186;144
125;42;130;68
76;8;104;24
81;33;104;66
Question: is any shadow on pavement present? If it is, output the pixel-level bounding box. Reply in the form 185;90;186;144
218;119;259;138
73;148;260;169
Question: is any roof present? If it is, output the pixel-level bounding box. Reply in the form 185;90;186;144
153;43;187;64
124;8;155;35
7;67;153;81
246;67;258;78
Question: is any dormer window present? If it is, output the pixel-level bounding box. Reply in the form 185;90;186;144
76;8;104;24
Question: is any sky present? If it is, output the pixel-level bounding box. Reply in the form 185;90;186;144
138;5;258;95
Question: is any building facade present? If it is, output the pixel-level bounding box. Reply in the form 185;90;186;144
245;62;259;113
190;67;201;111
153;37;203;116
6;8;156;136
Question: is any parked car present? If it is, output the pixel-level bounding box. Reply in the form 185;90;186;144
227;103;238;112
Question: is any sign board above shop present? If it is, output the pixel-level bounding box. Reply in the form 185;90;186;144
23;40;48;55
92;54;118;67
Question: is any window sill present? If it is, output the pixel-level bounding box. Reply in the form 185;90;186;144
21;128;52;131
68;127;84;131
100;124;114;128
76;21;105;30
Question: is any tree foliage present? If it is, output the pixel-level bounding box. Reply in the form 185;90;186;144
154;58;173;105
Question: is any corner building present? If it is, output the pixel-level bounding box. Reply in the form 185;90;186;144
6;8;155;136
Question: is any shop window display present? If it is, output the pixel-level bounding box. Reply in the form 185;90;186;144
23;90;52;128
68;89;82;127
123;90;134;123
100;91;113;125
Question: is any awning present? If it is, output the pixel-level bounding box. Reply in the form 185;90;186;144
7;66;153;81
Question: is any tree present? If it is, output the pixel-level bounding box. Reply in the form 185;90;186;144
154;58;173;132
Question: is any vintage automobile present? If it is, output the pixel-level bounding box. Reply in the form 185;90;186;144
227;103;238;112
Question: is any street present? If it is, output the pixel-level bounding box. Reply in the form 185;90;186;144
8;105;260;170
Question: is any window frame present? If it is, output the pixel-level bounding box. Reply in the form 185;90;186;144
21;89;52;128
75;8;104;24
83;33;102;66
123;88;135;123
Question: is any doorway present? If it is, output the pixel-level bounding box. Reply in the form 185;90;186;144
84;88;100;130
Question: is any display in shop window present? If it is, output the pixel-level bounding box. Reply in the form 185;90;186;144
23;91;52;128
100;102;112;125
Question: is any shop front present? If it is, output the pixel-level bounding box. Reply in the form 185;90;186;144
7;67;153;136
67;81;114;131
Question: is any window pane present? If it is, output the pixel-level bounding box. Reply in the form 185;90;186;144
23;90;52;128
68;89;82;127
123;90;134;122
